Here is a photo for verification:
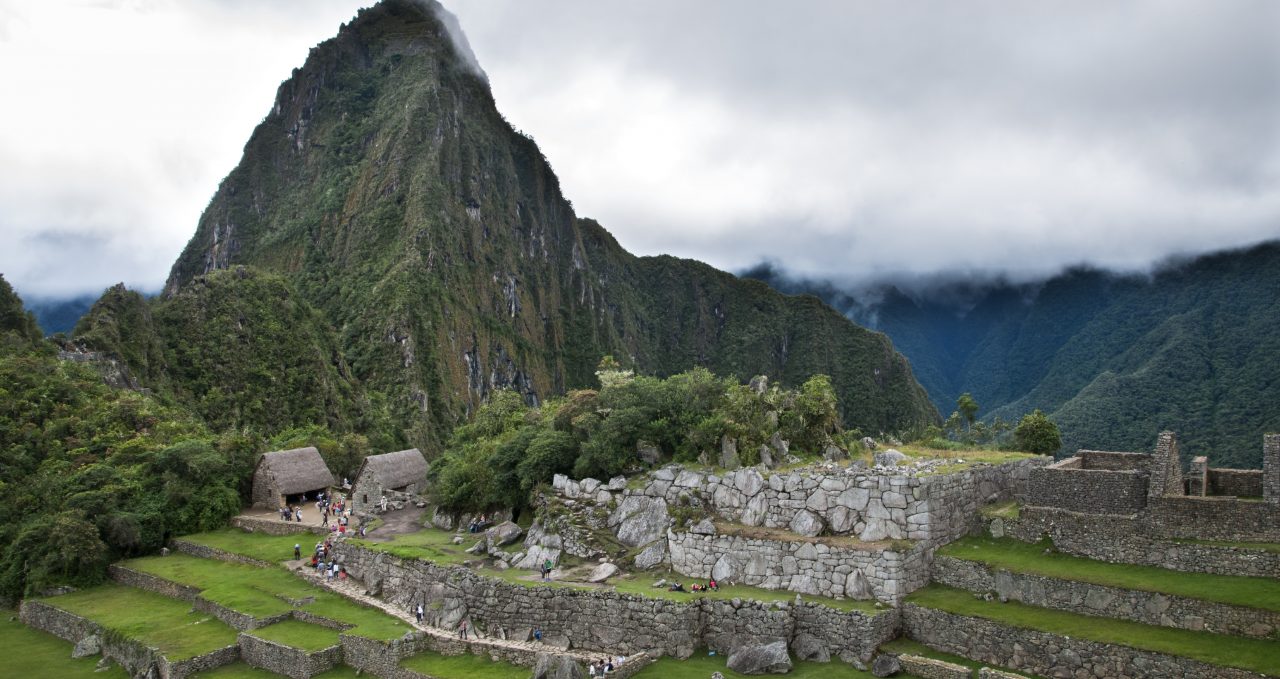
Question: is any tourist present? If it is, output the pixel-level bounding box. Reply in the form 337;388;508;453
415;603;424;623
615;655;626;667
293;544;301;560
380;496;388;512
604;657;614;672
709;578;718;591
359;524;367;538
533;627;542;642
295;507;303;522
458;620;468;640
587;661;597;677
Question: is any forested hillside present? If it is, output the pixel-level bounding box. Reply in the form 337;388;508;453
80;0;936;451
747;241;1280;468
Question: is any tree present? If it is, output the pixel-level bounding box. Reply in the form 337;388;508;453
956;393;979;431
1015;410;1062;455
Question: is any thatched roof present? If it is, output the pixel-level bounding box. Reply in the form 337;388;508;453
355;448;428;490
258;446;334;495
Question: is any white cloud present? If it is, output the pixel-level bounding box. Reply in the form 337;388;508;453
0;0;1277;298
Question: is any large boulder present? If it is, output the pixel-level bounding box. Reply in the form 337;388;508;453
789;510;824;537
770;432;790;458
871;653;901;677
588;562;619;583
610;496;670;548
712;554;739;581
513;544;561;570
532;653;585;679
861;436;878;451
727;639;792;674
430;507;456;530
758;444;774;469
874;449;907;467
791;633;831;662
734;469;765;496
633;540;667;570
823;443;847;461
845;569;872;598
749;375;769;394
690;518;717;535
487;521;524;548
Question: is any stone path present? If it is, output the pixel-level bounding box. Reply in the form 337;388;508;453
293;560;613;665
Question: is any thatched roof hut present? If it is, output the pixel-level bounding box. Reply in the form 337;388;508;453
351;448;428;513
251;446;335;508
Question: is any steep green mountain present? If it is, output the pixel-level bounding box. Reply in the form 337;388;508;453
82;0;934;449
747;242;1280;468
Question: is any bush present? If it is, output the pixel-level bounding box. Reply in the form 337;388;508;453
1015;410;1062;455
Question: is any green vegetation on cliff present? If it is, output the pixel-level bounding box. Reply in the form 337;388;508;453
85;0;936;454
430;365;851;511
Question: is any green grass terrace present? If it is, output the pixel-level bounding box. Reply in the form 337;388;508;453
0;613;131;679
37;584;240;661
907;584;1280;676
248;619;341;651
400;649;529;679
634;652;923;678
939;536;1280;613
122;553;411;640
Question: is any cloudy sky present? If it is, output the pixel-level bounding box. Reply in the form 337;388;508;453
2;0;1278;299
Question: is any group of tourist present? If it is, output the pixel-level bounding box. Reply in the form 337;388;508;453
467;514;492;533
587;656;626;676
306;536;348;581
667;578;719;593
278;505;304;522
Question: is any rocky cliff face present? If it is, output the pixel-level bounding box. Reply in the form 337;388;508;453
127;0;934;448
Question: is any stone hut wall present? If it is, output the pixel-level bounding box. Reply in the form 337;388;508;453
932;555;1279;638
667;531;930;603
1026;462;1148;515
1206;469;1264;497
1140;496;1280;542
902;604;1267;679
1264;434;1280;504
332;542;895;662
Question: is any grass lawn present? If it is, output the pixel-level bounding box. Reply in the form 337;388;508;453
634;653;921;678
907;584;1280;676
939;536;1280;612
191;663;363;678
249;620;341;651
41;584;239;660
347;527;474;564
0;613;131;679
978;500;1020;520
123;554;410;640
399;649;527;678
179;529;308;563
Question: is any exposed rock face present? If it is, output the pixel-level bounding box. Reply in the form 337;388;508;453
875;449;908;467
532;653;585;679
609;496;670;548
727;639;792;674
871;653;902;677
791;633;831;663
637;442;662;465
788;510;824;537
633;541;667;570
690;519;717;535
487;521;523;548
712;554;738;581
588;562;619;583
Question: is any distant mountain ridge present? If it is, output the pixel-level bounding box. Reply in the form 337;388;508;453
746;241;1280;468
74;0;937;451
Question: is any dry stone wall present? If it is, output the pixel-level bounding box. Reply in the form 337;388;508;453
239;633;342;678
558;458;1045;547
18;600;239;679
333;541;897;662
1206;469;1264;497
668;530;929;603
1026;464;1148;515
170;539;276;568
1001;507;1280;578
898;654;972;679
932;556;1279;638
902;604;1268;679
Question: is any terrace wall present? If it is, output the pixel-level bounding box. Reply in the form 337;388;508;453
17;600;238;679
333;541;897;663
898;654;972;679
932;555;1280;638
902;604;1267;679
239;633;342;679
169;538;275;568
667;530;930;603
999;507;1280;578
